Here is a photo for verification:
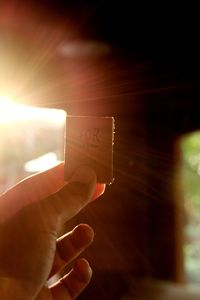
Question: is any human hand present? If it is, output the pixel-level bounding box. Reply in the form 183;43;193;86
0;164;105;299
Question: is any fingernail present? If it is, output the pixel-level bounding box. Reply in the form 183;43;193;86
70;166;96;185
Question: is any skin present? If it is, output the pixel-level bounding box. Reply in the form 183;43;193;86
0;164;105;299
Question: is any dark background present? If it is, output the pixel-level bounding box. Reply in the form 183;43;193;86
10;0;200;132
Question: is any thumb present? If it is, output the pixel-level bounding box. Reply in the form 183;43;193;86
44;166;96;224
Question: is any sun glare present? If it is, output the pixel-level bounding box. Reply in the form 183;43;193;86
0;95;14;109
24;152;61;173
0;95;66;124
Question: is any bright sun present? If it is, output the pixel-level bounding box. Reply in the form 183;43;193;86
0;95;15;109
0;95;66;124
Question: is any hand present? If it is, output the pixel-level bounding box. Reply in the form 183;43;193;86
0;164;105;299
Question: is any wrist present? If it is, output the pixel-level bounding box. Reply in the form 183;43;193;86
0;277;33;300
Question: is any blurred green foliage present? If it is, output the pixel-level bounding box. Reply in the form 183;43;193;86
182;132;200;283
